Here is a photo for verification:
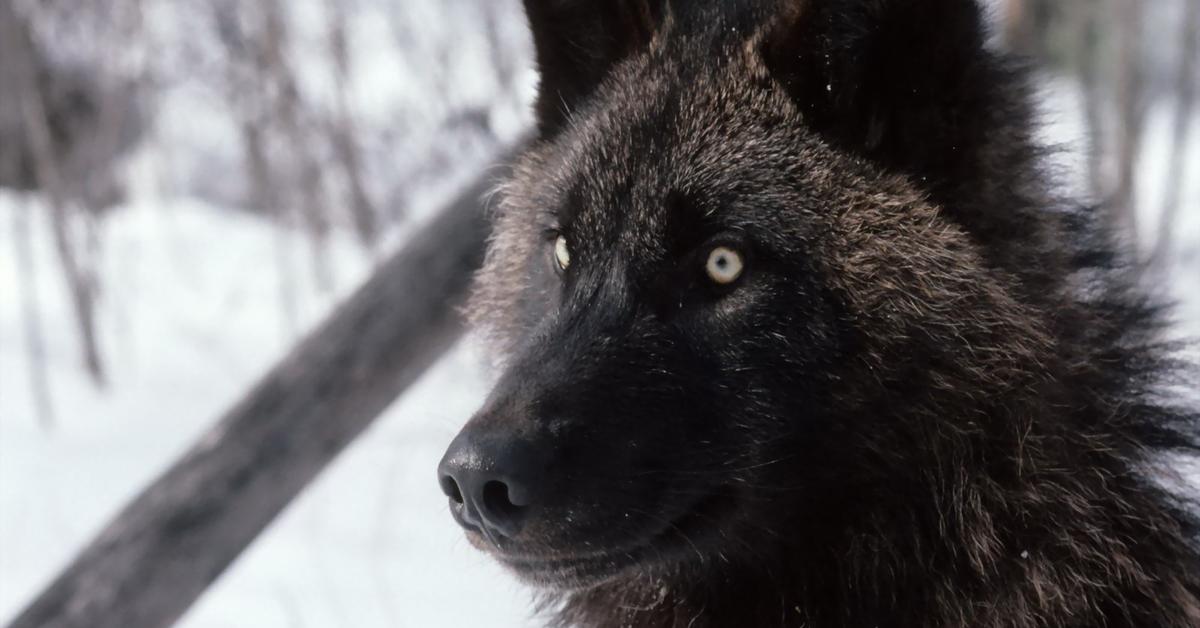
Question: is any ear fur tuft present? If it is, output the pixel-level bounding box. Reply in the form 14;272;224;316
761;0;995;190
522;0;668;135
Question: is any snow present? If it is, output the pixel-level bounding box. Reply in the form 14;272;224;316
0;182;535;626
2;1;543;623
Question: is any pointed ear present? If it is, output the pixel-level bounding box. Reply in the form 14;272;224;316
523;0;667;135
762;0;995;188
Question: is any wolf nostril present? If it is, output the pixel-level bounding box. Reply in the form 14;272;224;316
483;480;523;521
440;474;464;505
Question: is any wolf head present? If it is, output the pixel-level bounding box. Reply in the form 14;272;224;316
438;0;1099;605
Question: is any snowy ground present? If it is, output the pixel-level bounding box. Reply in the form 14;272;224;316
0;184;533;626
1;77;1198;627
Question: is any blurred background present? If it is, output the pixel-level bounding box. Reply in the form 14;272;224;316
0;0;1196;626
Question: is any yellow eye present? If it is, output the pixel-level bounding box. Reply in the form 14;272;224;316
554;234;571;271
705;246;744;285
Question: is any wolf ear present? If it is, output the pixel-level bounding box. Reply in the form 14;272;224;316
522;0;667;135
762;0;995;189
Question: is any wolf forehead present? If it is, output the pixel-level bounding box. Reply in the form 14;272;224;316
507;47;846;257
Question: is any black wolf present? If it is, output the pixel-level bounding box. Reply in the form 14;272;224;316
437;1;1200;626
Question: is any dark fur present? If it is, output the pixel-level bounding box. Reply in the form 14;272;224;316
451;1;1200;626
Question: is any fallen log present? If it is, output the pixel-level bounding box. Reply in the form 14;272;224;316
9;151;513;628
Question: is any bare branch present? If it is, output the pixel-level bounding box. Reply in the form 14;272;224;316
0;1;107;386
326;0;380;250
1110;0;1147;249
8;149;516;628
1147;0;1199;270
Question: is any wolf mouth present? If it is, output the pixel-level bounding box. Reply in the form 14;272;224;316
494;491;734;589
499;549;646;589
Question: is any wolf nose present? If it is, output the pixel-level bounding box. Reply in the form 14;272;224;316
437;432;544;540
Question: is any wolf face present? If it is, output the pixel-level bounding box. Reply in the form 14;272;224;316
443;58;860;588
438;1;1200;625
440;0;1012;584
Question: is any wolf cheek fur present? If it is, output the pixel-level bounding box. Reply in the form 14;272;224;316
441;1;1200;627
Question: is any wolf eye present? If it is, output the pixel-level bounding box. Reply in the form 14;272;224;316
554;234;571;271
705;246;744;285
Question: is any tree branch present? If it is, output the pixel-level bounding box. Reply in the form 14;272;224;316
7;148;516;628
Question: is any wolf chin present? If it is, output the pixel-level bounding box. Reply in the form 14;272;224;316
437;1;1200;626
